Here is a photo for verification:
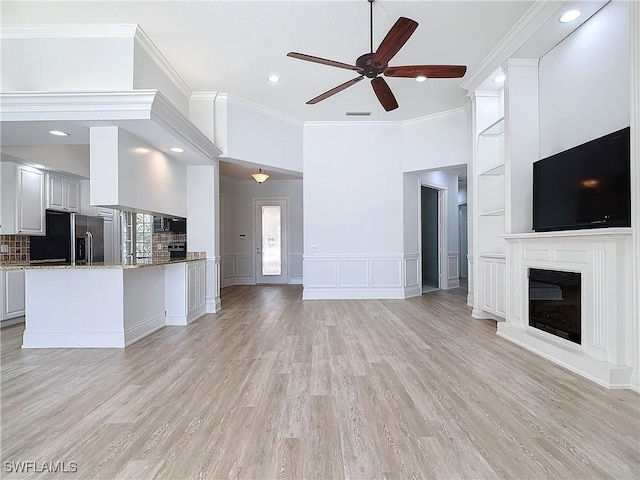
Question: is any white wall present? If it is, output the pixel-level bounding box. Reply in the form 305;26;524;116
539;0;630;157
220;177;303;286
133;41;189;117
90;127;187;217
0;145;90;178
219;96;303;174
403;108;471;172
0;30;134;91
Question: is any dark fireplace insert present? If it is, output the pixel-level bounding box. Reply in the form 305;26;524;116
528;268;581;344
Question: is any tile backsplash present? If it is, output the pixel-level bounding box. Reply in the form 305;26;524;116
0;235;30;264
152;233;186;262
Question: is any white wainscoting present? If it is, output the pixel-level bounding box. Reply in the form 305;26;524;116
447;251;460;288
404;254;421;298
222;253;303;286
206;257;221;312
304;254;420;299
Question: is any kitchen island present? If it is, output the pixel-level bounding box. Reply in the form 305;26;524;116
2;257;206;348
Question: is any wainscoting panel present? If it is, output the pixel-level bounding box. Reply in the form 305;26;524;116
338;259;368;288
370;259;402;288
303;255;408;299
403;254;421;298
235;255;254;278
223;256;235;279
448;251;460;288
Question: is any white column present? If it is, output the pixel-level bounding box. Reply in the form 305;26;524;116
629;0;640;392
187;163;221;312
501;59;539;235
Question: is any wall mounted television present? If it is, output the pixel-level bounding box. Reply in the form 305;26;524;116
533;126;631;232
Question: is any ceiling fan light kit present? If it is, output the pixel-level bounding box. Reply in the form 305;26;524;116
287;0;467;112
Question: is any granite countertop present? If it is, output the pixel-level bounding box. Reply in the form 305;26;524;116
0;255;206;270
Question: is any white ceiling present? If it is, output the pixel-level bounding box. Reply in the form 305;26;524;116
2;0;536;122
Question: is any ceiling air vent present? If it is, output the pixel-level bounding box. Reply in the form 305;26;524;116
345;111;372;117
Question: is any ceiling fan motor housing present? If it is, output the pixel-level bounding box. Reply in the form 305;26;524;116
356;53;385;78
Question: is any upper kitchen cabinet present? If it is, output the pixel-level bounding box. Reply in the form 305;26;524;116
46;172;80;213
0;163;46;236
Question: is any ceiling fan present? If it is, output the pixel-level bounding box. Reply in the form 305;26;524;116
287;0;467;112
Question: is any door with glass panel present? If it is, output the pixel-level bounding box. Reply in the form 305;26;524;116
254;198;288;284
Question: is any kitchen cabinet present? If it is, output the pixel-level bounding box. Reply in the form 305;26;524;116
165;260;206;325
46;173;80;213
1;270;26;323
0;163;45;235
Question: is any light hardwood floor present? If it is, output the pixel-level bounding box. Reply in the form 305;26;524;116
1;285;639;479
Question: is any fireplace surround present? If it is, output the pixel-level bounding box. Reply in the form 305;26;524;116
498;228;634;389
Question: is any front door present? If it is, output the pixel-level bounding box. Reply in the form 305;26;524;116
254;198;288;284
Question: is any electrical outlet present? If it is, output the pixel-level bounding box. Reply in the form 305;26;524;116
311;244;318;252
157;243;162;250
0;245;9;254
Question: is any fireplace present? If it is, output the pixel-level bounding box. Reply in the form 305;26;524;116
529;268;581;344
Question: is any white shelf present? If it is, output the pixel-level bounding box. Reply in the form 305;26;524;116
479;209;506;217
479;117;505;137
479;163;505;176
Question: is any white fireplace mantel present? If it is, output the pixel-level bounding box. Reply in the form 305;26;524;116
498;228;634;389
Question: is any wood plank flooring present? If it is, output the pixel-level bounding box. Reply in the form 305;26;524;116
1;285;639;479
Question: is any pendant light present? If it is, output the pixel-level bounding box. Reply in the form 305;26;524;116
252;169;269;184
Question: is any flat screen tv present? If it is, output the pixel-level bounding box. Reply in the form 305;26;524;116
533;126;631;232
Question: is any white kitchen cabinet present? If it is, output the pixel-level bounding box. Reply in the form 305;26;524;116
479;255;506;319
165;260;206;325
0;163;45;236
1;269;26;323
47;173;80;213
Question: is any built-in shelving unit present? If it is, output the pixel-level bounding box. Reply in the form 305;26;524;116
476;117;506;257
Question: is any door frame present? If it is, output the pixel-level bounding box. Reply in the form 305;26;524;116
418;181;448;291
252;196;290;284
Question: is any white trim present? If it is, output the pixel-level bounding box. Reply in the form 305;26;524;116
0;24;138;39
224;93;303;127
460;1;566;92
402;107;467;126
125;314;165;346
500;58;540;70
134;26;192;100
23;330;125;348
302;288;406;300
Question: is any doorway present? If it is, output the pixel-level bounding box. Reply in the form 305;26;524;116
254;198;289;284
421;186;440;293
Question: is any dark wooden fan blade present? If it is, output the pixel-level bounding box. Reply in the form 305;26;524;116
384;65;467;78
306;76;364;105
371;77;398;112
372;17;418;68
287;52;363;72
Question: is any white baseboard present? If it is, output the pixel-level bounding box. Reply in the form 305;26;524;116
1;316;25;328
496;322;633;390
165;314;188;326
125;314;165;346
207;297;221;313
23;330;125;348
403;285;421;298
303;287;406;300
471;308;503;321
289;277;303;285
448;279;460;289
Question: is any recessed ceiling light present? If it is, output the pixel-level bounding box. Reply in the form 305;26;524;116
48;130;69;136
493;74;506;83
559;9;581;23
134;147;150;154
267;75;280;83
170;147;184;153
415;75;428;83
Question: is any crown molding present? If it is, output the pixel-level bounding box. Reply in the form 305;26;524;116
468;89;501;100
403;107;468;126
501;58;540;70
190;92;219;102
304;120;402;128
225;94;304;127
0;24;138;39
461;1;565;93
134;26;192;101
